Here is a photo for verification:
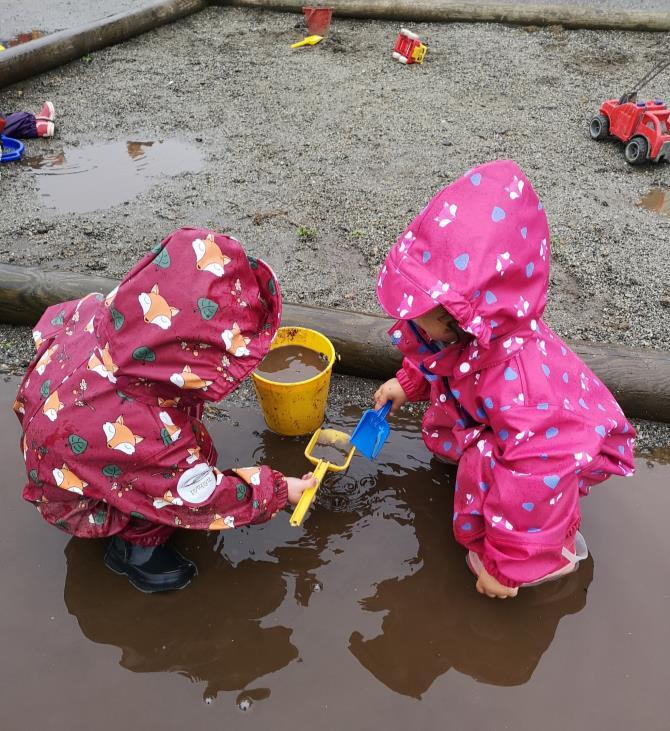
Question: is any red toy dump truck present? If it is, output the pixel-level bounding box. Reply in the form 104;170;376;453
590;98;670;164
590;56;670;164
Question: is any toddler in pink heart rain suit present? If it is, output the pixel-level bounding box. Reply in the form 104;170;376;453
375;160;635;597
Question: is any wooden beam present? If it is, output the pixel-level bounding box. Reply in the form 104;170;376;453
0;262;668;422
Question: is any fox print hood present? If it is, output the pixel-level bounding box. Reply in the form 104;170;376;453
91;228;282;404
376;160;550;351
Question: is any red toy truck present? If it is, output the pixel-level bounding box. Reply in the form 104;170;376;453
590;98;670;165
392;28;427;65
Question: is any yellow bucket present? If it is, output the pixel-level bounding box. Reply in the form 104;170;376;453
251;326;336;436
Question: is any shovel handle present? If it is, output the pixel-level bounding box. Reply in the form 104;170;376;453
377;400;392;419
289;460;329;527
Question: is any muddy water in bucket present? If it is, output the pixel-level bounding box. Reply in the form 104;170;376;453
255;345;328;384
1;372;668;729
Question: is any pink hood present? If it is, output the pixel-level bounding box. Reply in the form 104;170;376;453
377;160;549;356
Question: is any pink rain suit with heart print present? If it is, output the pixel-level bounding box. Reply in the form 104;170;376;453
377;160;635;587
13;228;288;546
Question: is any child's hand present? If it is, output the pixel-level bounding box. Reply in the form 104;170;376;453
374;378;408;413
286;473;317;506
476;566;519;599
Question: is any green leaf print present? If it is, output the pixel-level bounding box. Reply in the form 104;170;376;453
197;297;218;320
236;483;247;501
110;306;125;331
116;390;133;403
130;511;146;520
50;309;65;326
102;464;122;479
252;499;260;510
154;248;171;269
160;428;172;447
247;256;259;270
132;346;156;363
29;469;42;486
93;509;107;525
55;519;70;531
40;379;51;400
267;277;276;296
68;434;88;455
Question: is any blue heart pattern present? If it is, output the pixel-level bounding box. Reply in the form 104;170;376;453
422;251;431;263
485;290;497;304
492;206;506;222
543;475;560;489
522;502;535;511
504;367;518;381
454;253;469;271
545;427;559;439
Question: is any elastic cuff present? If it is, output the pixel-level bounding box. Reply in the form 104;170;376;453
481;554;522;589
269;470;289;513
396;368;421;402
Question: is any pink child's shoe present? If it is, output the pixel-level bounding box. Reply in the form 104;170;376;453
35;101;55;137
466;531;588;588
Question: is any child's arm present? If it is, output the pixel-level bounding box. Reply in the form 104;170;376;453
121;416;315;531
374;358;431;413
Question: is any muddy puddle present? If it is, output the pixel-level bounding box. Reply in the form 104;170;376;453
24;139;203;213
638;187;670;216
0;374;667;729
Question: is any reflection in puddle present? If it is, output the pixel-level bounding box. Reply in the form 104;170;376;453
0;30;45;50
1;374;669;723
637;187;670;216
24;139;204;213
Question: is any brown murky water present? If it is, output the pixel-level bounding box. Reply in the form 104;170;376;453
255;344;328;383
0;374;667;729
23;139;203;213
638;187;670;217
309;438;353;466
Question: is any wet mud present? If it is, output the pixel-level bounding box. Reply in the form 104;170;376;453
0;374;667;730
255;344;328;384
23;139;203;214
638;187;670;217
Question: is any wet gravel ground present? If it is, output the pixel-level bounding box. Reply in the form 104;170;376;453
1;6;669;450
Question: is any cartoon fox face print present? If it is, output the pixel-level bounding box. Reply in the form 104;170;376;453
138;284;180;330
87;343;118;383
84;316;95;335
186;447;201;464
103;416;144;455
158;396;180;408
52;464;88;495
153;490;184;509
33;330;44;348
192;233;231;277
13;397;25;416
43;390;64;422
104;285;119;308
159;411;181;442
505;175;524;200
35;345;58;376
221;323;251;357
209;514;235;530
169;365;213;390
434;201;458;228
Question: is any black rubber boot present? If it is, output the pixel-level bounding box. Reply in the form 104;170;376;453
104;536;197;593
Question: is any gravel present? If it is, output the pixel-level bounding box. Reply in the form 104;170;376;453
1;6;669;449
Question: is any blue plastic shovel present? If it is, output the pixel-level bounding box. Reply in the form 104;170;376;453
350;401;392;460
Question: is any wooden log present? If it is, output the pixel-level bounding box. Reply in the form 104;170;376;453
218;0;670;32
0;262;668;422
0;0;209;88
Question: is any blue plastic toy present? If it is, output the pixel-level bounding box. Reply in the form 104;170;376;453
350;401;392;460
1;135;25;163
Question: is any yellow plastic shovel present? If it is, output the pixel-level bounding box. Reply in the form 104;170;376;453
290;428;355;527
291;35;323;49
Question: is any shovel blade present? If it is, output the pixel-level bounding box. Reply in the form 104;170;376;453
350;409;390;460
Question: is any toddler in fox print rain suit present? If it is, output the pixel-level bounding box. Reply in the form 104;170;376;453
14;228;316;593
374;160;636;598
